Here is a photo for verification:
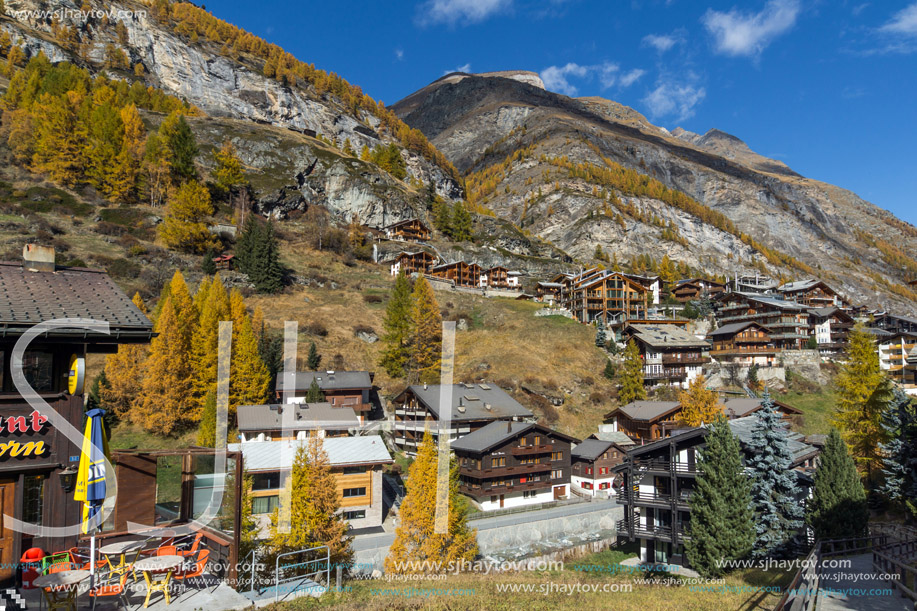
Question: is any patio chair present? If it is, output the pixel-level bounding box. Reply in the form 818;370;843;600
89;570;132;611
155;545;178;557
174;533;203;557
67;547;109;572
174;549;210;592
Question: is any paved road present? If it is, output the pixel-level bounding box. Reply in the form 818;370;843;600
352;498;619;552
816;553;912;611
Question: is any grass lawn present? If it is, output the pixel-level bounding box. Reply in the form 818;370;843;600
778;386;838;435
108;421;199;450
264;544;793;611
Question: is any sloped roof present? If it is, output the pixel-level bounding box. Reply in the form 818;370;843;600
728;416;818;466
710;321;769;337
721;398;802;417
0;261;153;339
384;218;428;230
236;403;359;432
451;420;576;453
627;323;709;348
228;435;393;471
396;383;534;422
588;427;636;446
277;371;372;393
608;400;682;422
571;439;617;461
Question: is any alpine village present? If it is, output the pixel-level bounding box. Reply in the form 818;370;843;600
0;2;914;611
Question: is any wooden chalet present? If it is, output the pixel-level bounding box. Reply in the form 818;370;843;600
778;279;845;308
807;307;854;356
623;323;710;388
715;292;810;350
391;383;535;454
390;251;435;276
236;402;359;442
212;253;235;270
671;278;727;302
0;245;154;578
383;218;431;242
274;371;375;423
557;269;650;326
708;321;777;365
570;439;628;497
536;281;563;303
452;421;576;510
603;401;683;441
482;266;510;289
430;261;477;287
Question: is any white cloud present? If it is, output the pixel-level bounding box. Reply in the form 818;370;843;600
540;62;590;95
702;0;800;57
619;68;646;88
442;63;473;75
395;48;404;61
643;34;678;53
540;62;642;96
642;80;706;122
417;0;512;26
880;2;917;36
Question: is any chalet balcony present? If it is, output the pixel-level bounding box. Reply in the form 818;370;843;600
631;458;696;475
464;480;552;497
710;346;777;356
617;488;694;506
643;369;687;380
661;354;709;365
510;443;554;456
616;517;672;540
460;463;551;479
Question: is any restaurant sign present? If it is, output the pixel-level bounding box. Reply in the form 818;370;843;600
0;410;50;459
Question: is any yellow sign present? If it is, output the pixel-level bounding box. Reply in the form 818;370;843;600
68;354;85;395
0;440;47;458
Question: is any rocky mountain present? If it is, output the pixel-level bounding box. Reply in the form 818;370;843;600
393;72;917;314
0;0;466;229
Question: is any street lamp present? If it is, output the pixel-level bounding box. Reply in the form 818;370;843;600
58;465;78;493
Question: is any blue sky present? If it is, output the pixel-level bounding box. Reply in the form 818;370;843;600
206;0;917;224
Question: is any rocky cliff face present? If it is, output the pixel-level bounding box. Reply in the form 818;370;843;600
393;73;917;314
0;0;462;226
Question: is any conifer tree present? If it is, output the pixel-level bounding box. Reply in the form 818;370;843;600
686;416;755;578
618;340;646;406
190;274;230;417
307;342;321;371
228;289;271;417
235;217;284;293
305;379;324;403
385;432;477;573
833;321;890;484
880;389;917;517
31;91;84;185
197;387;217;447
450;202;473;241
212;140;246;193
159;110;198;183
747;391;805;558
160;180;217;254
432;198;451;234
807;429;868;539
603;359;615;381
679;375;722;427
267;437;353;565
379;271;413;378
101;293;149;420
409;276;442;384
595;321;607;348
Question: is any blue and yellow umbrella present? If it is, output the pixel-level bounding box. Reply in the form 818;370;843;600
73;408;111;575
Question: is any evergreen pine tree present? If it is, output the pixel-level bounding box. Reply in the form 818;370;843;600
880;389;917;517
385;431;477;573
747;391;805;559
595;321;607;348
432;198;451;234
305;379;325;403
159;110;198;183
307;342;321;371
679;375;722;427
450;202;473;241
251;220;284;293
201;247;218;275
379;271;413;378
234;215;260;275
603;359;615;381
807;429;868;539
618;340;646;406
409;276;442;384
686;416;755;578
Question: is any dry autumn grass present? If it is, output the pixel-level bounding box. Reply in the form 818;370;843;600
249;240;616;439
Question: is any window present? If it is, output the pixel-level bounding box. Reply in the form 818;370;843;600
343;510;366;520
533;436;541;446
252;495;279;515
23;475;44;525
523;490;537;499
490;496;498;504
583;482;593;490
343;487;367;498
491;457;506;468
585;467;593;475
22;351;54;392
251;472;281;491
341;466;365;475
599;467;608;475
599;483;610;490
551;469;563;479
551;451;563;461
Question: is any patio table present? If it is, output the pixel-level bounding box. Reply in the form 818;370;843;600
33;569;90;611
135;555;184;607
99;540;144;579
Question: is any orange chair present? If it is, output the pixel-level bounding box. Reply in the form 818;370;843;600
68;547;109;572
174;549;210;591
176;533;203;557
89;570;131;611
156;545;178;557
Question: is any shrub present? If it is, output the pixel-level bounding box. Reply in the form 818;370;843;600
95;221;127;236
304;321;328;337
353;324;375;336
107;258;142;279
363;294;383;303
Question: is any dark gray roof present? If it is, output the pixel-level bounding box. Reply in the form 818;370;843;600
611;400;682;422
571;439;616;461
278;371;372;392
728;416;818;466
626;324;709;349
589;428;636;445
236;402;359;432
0;261;152;337
711;321;766;337
451;420;535;452
722;398;801;417
400;383;534;422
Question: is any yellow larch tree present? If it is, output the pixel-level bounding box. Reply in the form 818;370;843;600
679;375;723;427
190;274;231;418
228;289;270;419
101;293;149;419
159;180;217;253
408;276;442;384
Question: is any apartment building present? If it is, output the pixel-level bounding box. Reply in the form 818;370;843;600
274;371;375;423
807;307;854;356
878;332;917;394
708;321;777;366
671;278;727;302
778;279;846;308
570;439;628;497
390;251;436;276
623;323;710;388
236;402;359;442
715;292;810;350
383;218;431;242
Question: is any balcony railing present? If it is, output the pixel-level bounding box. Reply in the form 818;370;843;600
616;488;694;506
631;458;697;474
465;480;552;496
510;444;554;456
661;354;709;365
460;463;551;478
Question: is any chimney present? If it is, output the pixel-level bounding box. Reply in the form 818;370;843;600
506;420;512;433
23;244;55;272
